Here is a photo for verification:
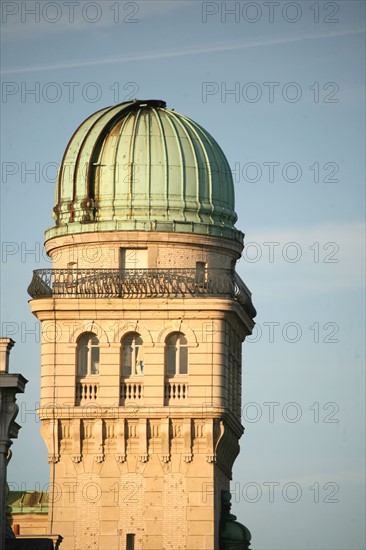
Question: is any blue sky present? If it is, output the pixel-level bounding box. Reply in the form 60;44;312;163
1;1;365;549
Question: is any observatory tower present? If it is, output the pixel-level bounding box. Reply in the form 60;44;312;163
28;100;256;549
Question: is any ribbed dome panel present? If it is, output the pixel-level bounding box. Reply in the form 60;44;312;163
48;100;242;243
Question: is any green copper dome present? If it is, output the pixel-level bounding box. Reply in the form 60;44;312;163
46;100;242;243
219;491;252;549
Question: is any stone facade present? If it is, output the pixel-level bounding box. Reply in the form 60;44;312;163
28;230;255;550
27;99;256;549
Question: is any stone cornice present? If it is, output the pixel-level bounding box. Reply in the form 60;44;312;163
28;297;254;335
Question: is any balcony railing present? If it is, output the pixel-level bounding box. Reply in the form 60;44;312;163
75;380;99;405
27;268;256;316
164;381;188;402
121;381;144;402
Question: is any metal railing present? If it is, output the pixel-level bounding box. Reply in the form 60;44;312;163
27;268;256;316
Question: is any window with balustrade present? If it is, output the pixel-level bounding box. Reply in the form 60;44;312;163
77;332;100;376
165;332;188;376
121;333;144;377
120;333;144;403
164;332;188;403
76;332;100;404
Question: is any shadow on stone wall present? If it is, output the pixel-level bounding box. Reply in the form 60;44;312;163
6;540;54;549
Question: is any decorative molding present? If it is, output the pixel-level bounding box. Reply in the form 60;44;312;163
115;322;154;345
94;419;104;463
205;418;216;463
116;419;126;463
183;419;192;462
36;414;242;473
160;418;170;463
139;418;149;463
156;322;199;347
215;421;240;478
71;418;81;462
40;419;60;464
68;322;110;345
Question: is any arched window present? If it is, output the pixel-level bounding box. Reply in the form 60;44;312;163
122;333;144;377
77;332;99;377
165;333;188;376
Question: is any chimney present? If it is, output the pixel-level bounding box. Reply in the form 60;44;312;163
0;338;15;373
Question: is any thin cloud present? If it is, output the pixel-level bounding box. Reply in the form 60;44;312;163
239;220;365;295
1;27;363;75
0;1;194;41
